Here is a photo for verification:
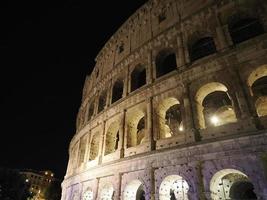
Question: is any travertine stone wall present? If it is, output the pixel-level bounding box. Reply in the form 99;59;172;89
62;0;267;199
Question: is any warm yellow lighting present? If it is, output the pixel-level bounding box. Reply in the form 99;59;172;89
25;179;29;182
179;125;184;131
210;115;219;125
45;171;48;175
51;173;54;177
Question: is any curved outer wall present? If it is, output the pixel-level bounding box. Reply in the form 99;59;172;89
62;0;267;199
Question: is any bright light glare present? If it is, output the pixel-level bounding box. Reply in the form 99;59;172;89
179;126;184;131
210;116;219;125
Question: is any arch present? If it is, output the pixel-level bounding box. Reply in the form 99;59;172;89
89;132;100;161
131;64;146;92
87;100;95;121
155;49;177;78
159;175;189;200
112;79;124;103
195;82;237;129
156;97;183;139
99;183;114;200
210;169;257;200
82;188;94;200
189;36;216;62
105;122;120;155
98;91;107;113
248;65;267;117
127;110;146;147
228;15;264;44
123;180;146;200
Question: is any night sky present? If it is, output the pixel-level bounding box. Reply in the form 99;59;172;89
0;0;147;180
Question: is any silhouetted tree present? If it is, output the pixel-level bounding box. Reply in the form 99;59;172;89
44;180;61;200
0;168;32;200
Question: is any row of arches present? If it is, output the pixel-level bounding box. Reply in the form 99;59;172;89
84;15;265;126
77;169;257;200
79;66;267;164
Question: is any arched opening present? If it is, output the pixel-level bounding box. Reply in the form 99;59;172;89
78;135;87;166
210;169;257;200
156;98;183;139
100;183;114;200
88;101;95;121
131;65;146;92
156;50;177;78
159;175;189;200
82;189;93;200
189;37;216;62
89;132;100;161
98;91;107;113
248;65;267;117
229;17;264;45
105;122;120;155
127;110;146;148
112;79;124;104
123;180;146;200
195;82;237;129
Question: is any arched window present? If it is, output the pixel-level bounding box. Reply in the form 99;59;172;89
156;50;177;78
105;122;120;155
210;169;257;200
98;91;107;113
131;65;146;92
127;110;146;148
195;82;237;129
82;189;93;200
78;135;87;166
112;79;124;103
159;175;190;200
99;183;114;200
89;132;100;161
123;180;145;200
156;98;183;139
229;17;264;44
189;37;216;62
248;66;267;117
87;101;95;121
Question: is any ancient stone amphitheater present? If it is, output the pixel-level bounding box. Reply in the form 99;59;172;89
61;0;267;199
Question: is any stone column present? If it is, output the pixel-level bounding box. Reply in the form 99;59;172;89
147;97;155;151
176;34;186;68
83;133;90;163
147;51;153;84
222;25;233;47
123;67;129;97
85;131;92;164
216;25;229;51
183;90;197;142
146;165;155;200
120;110;126;158
115;173;123;200
98;121;106;165
123;110;128;155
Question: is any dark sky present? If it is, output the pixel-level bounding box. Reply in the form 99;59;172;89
0;0;147;180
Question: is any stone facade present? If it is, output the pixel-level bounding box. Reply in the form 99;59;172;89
61;0;267;199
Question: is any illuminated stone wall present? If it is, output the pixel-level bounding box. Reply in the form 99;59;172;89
62;0;267;199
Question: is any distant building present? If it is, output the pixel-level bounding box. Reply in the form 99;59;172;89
20;169;55;200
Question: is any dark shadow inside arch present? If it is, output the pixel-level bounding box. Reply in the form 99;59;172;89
156;50;177;78
112;79;124;104
165;104;183;136
229;17;265;45
131;65;146;92
251;76;267;97
136;185;146;200
229;181;257;200
189;37;216;62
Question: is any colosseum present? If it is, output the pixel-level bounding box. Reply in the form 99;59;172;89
61;0;267;199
